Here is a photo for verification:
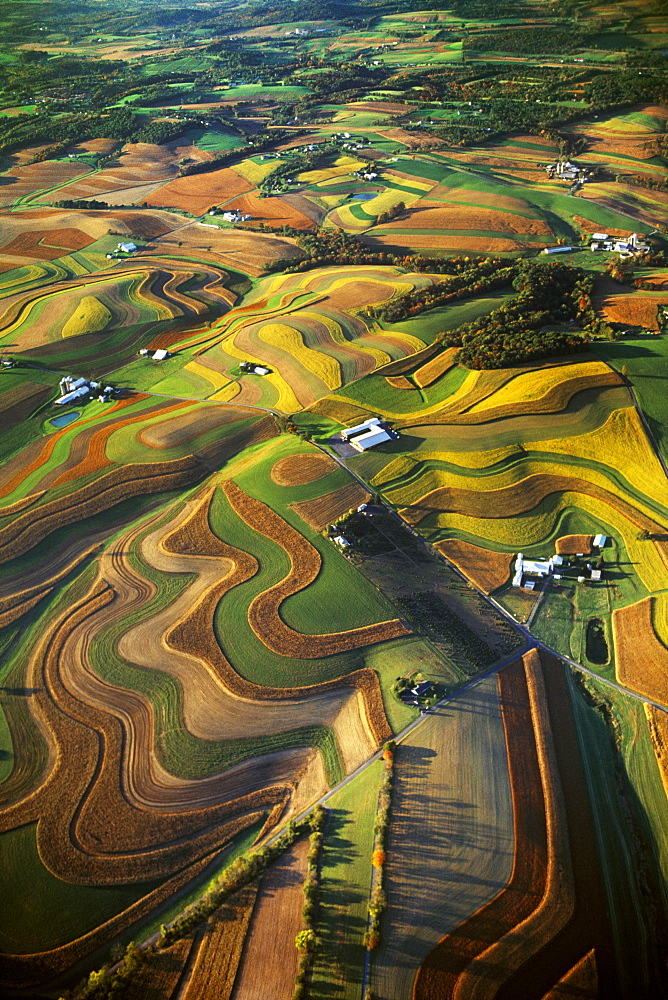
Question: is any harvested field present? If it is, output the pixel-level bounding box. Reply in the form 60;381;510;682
380;344;440;377
147;223;301;277
0;228;94;260
645;704;668;800
181;885;258;1000
146;166;254;215
0;565;294;884
435;539;512;594
414;650;615;999
0;454;204;565
290;482;372;529
224;480;410;657
0;160;89;208
594;281;664;332
386;374;414;390
231;838;307;1000
138;404;259;450
555;535;593;556
270;451;337;486
372;675;514;999
414;348;459;389
377;203;552;237
113;937;193;1000
613;597;668;705
0;380;52;429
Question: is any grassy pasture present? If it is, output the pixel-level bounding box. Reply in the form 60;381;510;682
311;759;382;999
0;823;160;954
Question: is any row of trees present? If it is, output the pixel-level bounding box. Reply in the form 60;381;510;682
369;258;518;324
364;741;396;953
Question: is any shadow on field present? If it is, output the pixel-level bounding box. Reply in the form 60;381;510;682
380;736;513;971
313;807;369;997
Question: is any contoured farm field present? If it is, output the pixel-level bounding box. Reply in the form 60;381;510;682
0;0;667;996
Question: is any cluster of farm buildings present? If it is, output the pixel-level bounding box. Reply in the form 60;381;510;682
513;535;607;590
55;375;118;406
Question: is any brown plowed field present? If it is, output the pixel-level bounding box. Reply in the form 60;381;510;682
0;454;204;564
231;838;308;1000
147;222;301;276
380;343;440;376
613;597;668;704
435;539;512;594
290;482;371;529
0;491;43;518
386;374;415;390
0;227;94;259
414;651;616;999
138;404;257;450
181;885;258;1000
0;380;52;430
541;949;598;998
146;167;254;215
0;160;89;207
223;191;316;229
379;204;552;237
594;281;664;331
555;534;593;555
224;480;410;657
270;451;337;486
414;655;548;999
414;348;459;388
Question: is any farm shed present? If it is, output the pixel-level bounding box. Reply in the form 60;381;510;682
349;426;394;452
340;417;382;441
543;246;573;255
593;534;607;548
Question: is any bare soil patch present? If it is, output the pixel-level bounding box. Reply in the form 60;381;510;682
270;451;337;486
613;597;668;704
146;166;254;215
555;534;593;555
0;228;94;260
290;482;371;530
435;539;512;594
231;839;307;1000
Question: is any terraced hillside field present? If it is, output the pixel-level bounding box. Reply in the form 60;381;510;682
150;265;430;408
311;353;668;701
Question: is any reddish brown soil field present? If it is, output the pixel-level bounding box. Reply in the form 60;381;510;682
290;482;371;530
0;228;94;259
270;452;337;486
555;534;593;555
435;539;512;594
146;167;254;215
613;597;668;704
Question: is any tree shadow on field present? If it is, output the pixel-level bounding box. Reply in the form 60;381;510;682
379;741;513;969
312;808;370;997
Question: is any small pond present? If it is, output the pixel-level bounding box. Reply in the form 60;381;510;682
585;617;609;665
352;192;376;201
50;410;80;429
